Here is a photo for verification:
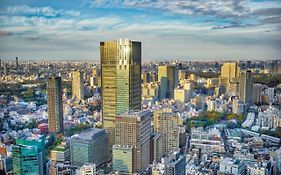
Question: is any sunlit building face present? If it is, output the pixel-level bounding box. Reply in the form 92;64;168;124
100;39;141;147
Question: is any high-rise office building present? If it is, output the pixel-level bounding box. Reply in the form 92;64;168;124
70;128;108;167
158;65;176;99
72;71;85;100
100;39;141;146
252;84;263;104
221;62;240;78
219;62;240;95
142;71;151;84
265;87;275;102
154;108;179;156
47;77;64;134
16;57;18;70
4;63;8;75
150;133;163;163
114;110;152;173
12;136;46;175
178;70;186;81
239;70;253;105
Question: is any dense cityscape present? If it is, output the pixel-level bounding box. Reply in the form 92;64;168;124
1;0;281;174
0;39;280;175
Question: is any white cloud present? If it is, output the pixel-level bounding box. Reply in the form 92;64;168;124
1;5;80;17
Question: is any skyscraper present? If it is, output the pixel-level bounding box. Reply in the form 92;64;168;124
16;57;18;70
221;62;240;78
4;63;8;75
153;108;179;156
12;136;46;175
100;39;141;146
252;84;263;104
47;77;64;134
158;65;176;99
239;70;253;105
219;62;240;96
114;110;152;173
72;71;85;100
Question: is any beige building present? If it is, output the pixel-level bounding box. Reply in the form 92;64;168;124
50;143;70;163
114;110;152;174
174;87;187;103
158;65;176;99
100;39;141;146
154;108;179;156
219;62;240;96
80;163;96;175
178;70;186;81
72;71;84;100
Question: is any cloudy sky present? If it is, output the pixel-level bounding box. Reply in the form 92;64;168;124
0;0;280;61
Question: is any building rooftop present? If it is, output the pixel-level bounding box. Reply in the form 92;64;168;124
71;128;106;141
117;109;152;119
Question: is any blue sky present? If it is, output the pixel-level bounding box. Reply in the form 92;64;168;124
0;0;280;61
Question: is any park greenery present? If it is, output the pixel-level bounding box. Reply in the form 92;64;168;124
186;111;245;131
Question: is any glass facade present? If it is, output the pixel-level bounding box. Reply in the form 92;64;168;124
100;39;141;146
12;136;46;175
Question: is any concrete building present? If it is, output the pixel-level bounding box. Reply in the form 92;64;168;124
152;150;186;175
255;106;281;129
218;157;246;175
72;71;85;100
190;127;225;153
70;128;108;167
100;38;141;147
178;70;186;81
154;108;179;156
239;70;253;105
47;76;64;134
246;162;272;175
150;133;163;163
265;87;275;102
252;84;263;104
48;162;72;175
233;97;245;114
80;163;96;175
219;62;240;96
114;110;152;174
50;143;70;163
174;87;187;103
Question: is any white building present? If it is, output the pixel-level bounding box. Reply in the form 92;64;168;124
218;157;246;175
80;163;96;175
255;106;281;129
190;127;225;153
265;87;275;102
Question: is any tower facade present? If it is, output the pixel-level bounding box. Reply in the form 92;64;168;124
72;71;84;100
47;77;64;133
100;39;141;146
239;70;253;105
158;65;176;99
153;108;179;156
114;110;152;173
12;136;46;175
